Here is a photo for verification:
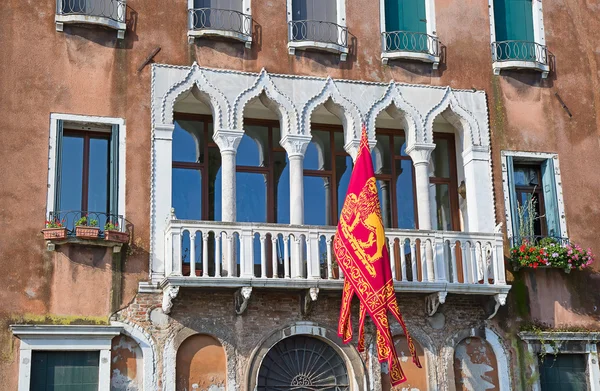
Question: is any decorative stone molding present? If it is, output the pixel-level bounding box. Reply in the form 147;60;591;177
213;128;245;153
162;285;180;314
280;134;312;158
425;291;447;316
405;143;436;165
235;287;252;315
301;287;319;316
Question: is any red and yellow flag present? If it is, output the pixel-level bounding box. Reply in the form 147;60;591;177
335;125;421;386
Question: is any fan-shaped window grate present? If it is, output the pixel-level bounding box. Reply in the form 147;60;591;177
257;335;350;391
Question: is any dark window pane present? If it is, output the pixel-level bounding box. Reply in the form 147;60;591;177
334;131;346;153
208;147;222;221
237;172;267;222
394;134;408;156
514;166;540;186
432;138;450;178
434;183;452;231
373;135;392;175
517;191;543;236
396;159;416;229
336;155;353;219
172;168;202;220
173;120;204;163
275;154;290;224
237;134;264;167
60;135;84;212
539;354;587;391
304;176;329;225
376;179;392;228
306;130;331;170
87;137;109;214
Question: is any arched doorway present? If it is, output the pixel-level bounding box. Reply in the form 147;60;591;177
257;335;350;390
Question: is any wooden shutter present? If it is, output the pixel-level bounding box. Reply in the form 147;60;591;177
54;120;64;213
506;156;520;240
109;124;120;218
385;0;426;33
541;159;561;237
493;0;534;41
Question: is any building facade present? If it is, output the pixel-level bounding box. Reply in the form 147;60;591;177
1;0;599;390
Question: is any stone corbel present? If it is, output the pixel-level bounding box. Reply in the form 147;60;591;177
162;285;180;315
426;292;447;316
301;288;319;316
235;287;252;315
486;293;508;320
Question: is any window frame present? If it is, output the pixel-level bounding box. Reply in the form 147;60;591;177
379;0;439;67
430;132;460;231
513;163;548;237
10;325;122;391
501;151;567;241
488;0;549;78
47;114;126;223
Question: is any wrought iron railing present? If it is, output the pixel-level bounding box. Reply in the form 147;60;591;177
382;31;439;56
491;40;548;65
47;210;128;238
288;20;348;48
510;235;569;247
57;0;126;23
189;8;252;38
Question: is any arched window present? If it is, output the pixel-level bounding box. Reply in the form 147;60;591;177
304;126;352;226
172;114;222;221
430;133;460;231
257;335;349;390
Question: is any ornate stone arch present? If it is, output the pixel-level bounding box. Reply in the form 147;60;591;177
163;325;237;391
232;68;298;137
425;88;482;148
160;62;230;129
303;77;363;144
367;81;423;150
245;321;366;391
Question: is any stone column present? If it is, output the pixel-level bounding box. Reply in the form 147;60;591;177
462;145;495;233
152;123;175;283
406;143;436;230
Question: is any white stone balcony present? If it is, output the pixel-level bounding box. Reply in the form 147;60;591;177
159;219;509;315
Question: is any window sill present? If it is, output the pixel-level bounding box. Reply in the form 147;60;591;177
381;51;440;68
55;14;126;39
188;29;252;48
288;41;348;61
492;60;549;78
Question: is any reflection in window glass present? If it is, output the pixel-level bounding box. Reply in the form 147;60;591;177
88;138;109;214
60;135;84;212
276;155;290;224
304;176;329;225
514;167;540;186
173;120;203;163
432;138;450;178
173;169;202;220
376;179;392;228
336;156;353;218
396;159;416;229
237;172;267;222
237;134;264;167
434;184;452;231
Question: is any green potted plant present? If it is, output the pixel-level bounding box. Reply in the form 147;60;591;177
104;221;129;243
42;218;67;240
75;215;100;239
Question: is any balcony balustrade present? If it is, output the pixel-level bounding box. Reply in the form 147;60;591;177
55;0;126;38
188;8;252;47
287;20;349;60
491;40;549;77
381;31;440;67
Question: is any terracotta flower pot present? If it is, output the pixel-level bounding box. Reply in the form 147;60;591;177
105;230;129;243
42;227;68;240
75;226;100;239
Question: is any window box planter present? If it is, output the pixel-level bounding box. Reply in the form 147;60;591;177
42;228;68;240
75;226;100;240
104;230;129;243
510;237;594;274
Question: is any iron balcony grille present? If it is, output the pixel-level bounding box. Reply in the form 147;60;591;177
48;210;128;238
288;20;348;48
189;8;252;38
382;31;439;56
491;40;548;65
57;0;126;23
510;235;569;247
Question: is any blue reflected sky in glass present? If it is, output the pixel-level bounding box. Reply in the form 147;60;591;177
172;121;200;162
87;138;109;216
172;169;202;220
304;176;328;225
396;159;416;229
237;135;262;166
304;142;321;170
59;136;84;212
237;172;267;223
277;157;290;224
214;169;222;221
337;156;353;218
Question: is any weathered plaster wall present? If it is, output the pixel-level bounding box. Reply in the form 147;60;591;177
382;336;428;391
176;334;227;391
453;337;500;391
111;334;144;391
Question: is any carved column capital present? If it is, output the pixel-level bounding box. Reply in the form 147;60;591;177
213;129;244;153
280;134;312;158
405;143;436;165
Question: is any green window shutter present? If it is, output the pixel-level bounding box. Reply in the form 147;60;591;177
541;158;561;237
30;351;99;390
109;124;120;218
54;120;64;213
494;0;534;41
506;156;520;241
385;0;426;33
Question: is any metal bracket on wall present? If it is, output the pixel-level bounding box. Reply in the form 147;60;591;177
235;287;253;315
426;292;447;316
301;287;319;316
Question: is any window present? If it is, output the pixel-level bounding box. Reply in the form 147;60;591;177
371;130;417;229
55;0;126;39
31;351;99;391
539;354;588;390
303;125;352;226
489;0;549;77
287;0;348;60
380;0;439;66
48;115;124;232
503;152;564;242
187;0;252;46
430;133;460;231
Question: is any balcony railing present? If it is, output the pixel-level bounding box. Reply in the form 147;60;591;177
383;31;439;56
163;220;508;294
188;8;252;42
55;0;126;38
288;20;348;47
47;210;128;238
491;40;548;65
